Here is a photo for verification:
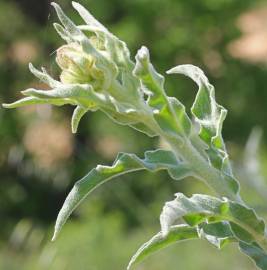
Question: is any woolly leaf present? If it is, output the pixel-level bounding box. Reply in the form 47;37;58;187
29;63;60;88
128;220;267;270
71;106;88;133
52;150;193;240
160;193;265;245
134;46;192;140
53;23;74;43
21;84;105;108
127;225;198;269
199;221;235;249
2;96;68;108
167;65;233;176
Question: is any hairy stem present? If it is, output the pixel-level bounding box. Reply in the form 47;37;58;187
170;137;241;201
144;115;242;202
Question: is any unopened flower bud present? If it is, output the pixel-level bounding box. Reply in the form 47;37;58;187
56;43;104;89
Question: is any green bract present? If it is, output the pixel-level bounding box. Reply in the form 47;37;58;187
3;2;267;269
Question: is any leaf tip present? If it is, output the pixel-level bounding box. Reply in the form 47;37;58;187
28;62;34;70
21;89;31;96
136;46;149;62
51;231;58;242
50;2;58;8
165;68;173;74
71;1;79;8
2;103;11;109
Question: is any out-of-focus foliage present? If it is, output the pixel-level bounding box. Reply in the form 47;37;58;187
1;0;267;269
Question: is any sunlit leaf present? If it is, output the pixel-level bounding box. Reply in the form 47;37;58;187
167;64;233;176
134;46;192;140
160;193;265;245
52;150;193;240
127;225;198;269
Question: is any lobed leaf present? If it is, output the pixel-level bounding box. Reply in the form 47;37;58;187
160;193;265;245
52;150;193;241
128;219;267;270
134;46;192;140
167;65;233;176
128;221;237;269
127;225;198;269
29;63;60;88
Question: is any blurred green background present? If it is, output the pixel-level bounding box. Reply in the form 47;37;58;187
1;0;267;269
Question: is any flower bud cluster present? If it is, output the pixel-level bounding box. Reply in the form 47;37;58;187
3;2;150;133
56;43;103;89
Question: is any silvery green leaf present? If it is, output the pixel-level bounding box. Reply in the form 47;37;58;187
198;221;235;249
21;84;106;108
167;65;232;176
2;96;69;108
52;150;193;241
72;1;108;33
52;2;118;91
129;122;156;137
121;72;143;103
52;2;82;38
127;225;198;270
100;107;156;137
160;193;265;246
28;63;60;88
53;23;74;43
52;3;99;59
128;219;267;270
134;46;191;140
239;242;267;270
72;2;133;69
71;106;88;133
128;221;236;269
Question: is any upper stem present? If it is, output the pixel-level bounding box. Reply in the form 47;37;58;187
169;136;242;202
143;114;242;203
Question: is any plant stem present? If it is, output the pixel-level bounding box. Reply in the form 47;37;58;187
143;115;242;202
171;137;242;201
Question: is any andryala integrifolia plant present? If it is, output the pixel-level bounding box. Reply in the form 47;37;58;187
3;2;267;269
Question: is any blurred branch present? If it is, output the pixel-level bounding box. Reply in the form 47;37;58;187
241;127;267;199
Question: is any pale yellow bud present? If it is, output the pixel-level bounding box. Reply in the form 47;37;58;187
56;43;104;88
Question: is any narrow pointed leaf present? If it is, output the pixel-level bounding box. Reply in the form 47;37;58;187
160;193;265;246
72;2;133;70
21;84;108;108
71;106;88;133
72;1;107;32
128;221;236;269
167;64;233;176
2;96;69;108
29;63;60;88
134;46;191;139
51;2;82;38
127;225;198;270
52;150;193;240
53;23;73;43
